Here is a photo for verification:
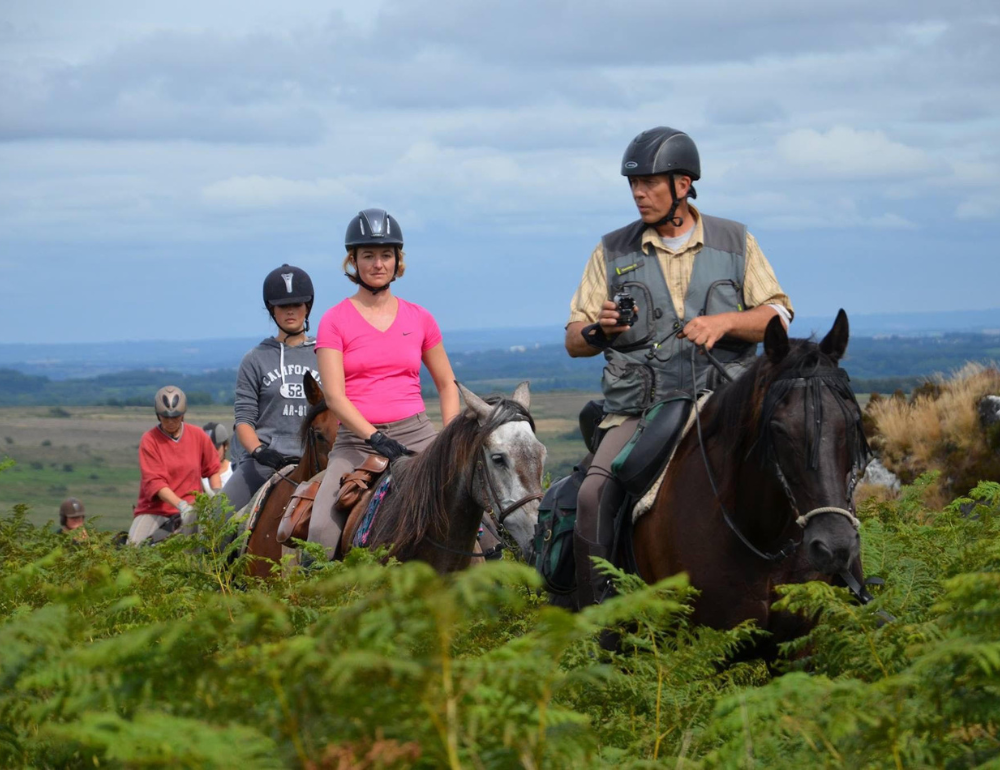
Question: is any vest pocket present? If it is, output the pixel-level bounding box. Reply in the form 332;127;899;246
601;360;654;414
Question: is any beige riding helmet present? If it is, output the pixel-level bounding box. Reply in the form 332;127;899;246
154;385;187;417
59;497;85;526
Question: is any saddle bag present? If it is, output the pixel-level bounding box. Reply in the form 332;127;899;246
611;397;693;498
336;454;389;512
532;459;589;595
276;478;322;545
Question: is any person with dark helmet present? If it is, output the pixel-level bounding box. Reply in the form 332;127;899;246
564;127;794;608
59;497;88;540
130;385;221;545
307;208;460;557
220;264;323;511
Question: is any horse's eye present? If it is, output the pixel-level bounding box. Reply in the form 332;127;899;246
491;453;505;466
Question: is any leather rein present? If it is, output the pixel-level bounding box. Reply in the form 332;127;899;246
272;424;326;488
692;345;866;569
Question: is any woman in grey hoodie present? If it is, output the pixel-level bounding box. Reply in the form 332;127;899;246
220;264;322;511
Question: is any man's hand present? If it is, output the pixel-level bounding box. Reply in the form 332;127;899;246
598;299;636;336
679;314;732;350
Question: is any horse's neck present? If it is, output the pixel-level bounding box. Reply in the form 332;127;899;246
682;429;792;545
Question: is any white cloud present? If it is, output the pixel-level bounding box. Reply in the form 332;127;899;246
775;126;932;179
956;196;1000;221
201;175;355;209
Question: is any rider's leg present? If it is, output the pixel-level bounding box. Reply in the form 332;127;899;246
381;411;437;452
573;417;639;608
127;513;172;545
219;457;273;513
308;438;368;560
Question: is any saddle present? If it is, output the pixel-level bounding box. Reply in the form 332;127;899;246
337;455;390;555
276;471;324;545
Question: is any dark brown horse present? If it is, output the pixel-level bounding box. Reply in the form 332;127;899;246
634;310;869;649
357;383;546;573
242;373;338;578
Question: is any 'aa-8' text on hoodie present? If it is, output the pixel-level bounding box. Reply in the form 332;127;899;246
231;337;322;464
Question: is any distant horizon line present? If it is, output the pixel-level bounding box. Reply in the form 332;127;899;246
4;307;1000;347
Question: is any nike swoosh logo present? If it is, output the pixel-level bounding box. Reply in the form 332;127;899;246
402;332;412;336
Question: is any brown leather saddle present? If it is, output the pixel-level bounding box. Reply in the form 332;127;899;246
338;455;389;555
275;454;390;550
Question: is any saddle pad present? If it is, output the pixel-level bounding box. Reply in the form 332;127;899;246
244;463;297;533
353;473;393;548
633;392;712;522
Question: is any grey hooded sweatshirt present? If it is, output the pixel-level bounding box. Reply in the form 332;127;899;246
231;337;321;464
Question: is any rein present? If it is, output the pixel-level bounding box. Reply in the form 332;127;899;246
273;424;326;488
690;345;866;564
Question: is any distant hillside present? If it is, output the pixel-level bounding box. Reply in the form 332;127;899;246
2;309;998;381
0;332;997;406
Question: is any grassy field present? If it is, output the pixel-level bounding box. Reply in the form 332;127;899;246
0;392;597;532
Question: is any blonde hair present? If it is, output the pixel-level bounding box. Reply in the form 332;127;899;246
342;247;407;285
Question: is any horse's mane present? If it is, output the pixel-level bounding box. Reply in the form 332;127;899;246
700;338;854;466
366;396;534;558
299;399;329;446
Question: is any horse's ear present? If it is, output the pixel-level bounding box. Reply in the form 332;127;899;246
304;372;323;405
511;381;530;411
764;314;790;364
819;309;849;362
456;381;491;424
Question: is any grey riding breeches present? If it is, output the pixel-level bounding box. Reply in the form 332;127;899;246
307;412;438;559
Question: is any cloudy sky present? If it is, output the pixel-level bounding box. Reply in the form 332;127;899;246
1;0;997;344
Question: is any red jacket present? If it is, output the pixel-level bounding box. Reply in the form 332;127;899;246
135;424;220;516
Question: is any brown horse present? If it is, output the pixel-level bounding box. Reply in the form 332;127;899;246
633;310;870;651
242;373;338;578
355;383;547;573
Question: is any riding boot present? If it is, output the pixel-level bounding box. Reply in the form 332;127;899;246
573;532;612;610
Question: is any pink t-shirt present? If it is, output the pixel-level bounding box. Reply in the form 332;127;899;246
316;297;443;424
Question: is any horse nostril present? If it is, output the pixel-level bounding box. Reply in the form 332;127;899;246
810;540;832;562
834;546;851;566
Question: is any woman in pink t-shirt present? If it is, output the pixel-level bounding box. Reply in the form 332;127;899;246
308;208;460;556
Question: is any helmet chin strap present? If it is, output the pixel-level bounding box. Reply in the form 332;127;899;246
651;172;685;229
348;249;398;295
272;310;309;337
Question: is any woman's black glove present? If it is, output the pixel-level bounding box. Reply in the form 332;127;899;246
366;431;415;461
252;445;288;470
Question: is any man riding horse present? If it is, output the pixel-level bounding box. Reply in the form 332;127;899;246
564;127;795;608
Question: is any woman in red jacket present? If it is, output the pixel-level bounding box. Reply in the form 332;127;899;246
129;385;221;545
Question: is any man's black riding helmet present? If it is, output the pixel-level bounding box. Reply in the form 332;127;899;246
263;264;314;308
621;127;701;180
345;208;404;249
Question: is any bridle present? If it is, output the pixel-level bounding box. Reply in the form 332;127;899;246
474;446;544;525
426;407;543;561
692;345;868;565
272;423;328;488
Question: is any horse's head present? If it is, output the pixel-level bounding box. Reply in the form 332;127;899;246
758;310;869;575
457;381;547;556
301;372;338;462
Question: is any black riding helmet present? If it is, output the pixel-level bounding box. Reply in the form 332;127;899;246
344;208;403;294
263;264;314;334
621;127;700;228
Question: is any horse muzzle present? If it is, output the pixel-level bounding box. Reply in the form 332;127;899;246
801;510;860;575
